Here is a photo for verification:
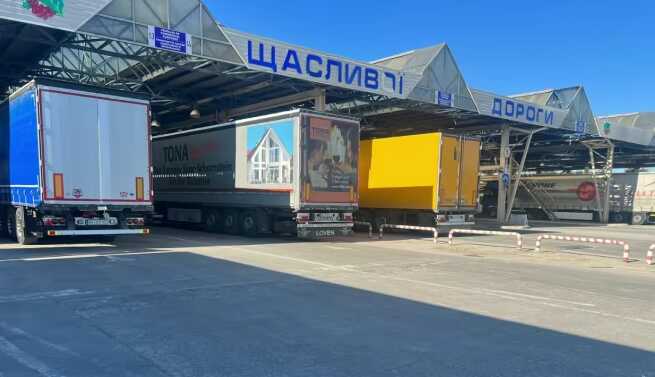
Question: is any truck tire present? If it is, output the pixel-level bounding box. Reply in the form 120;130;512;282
610;212;627;224
203;209;222;233
6;208;16;241
223;210;240;235
15;207;37;245
239;211;258;237
0;209;7;237
632;213;648;226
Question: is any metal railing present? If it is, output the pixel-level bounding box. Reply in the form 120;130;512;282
379;224;438;245
535;235;630;263
448;229;523;249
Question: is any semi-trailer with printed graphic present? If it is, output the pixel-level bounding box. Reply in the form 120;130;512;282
481;173;655;224
152;109;360;238
0;80;153;244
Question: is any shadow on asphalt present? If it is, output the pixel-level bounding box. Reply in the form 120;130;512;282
0;251;652;376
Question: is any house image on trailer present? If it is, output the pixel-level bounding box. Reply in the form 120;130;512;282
248;128;293;184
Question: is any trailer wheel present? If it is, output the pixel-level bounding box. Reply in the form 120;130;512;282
0;209;7;237
632;213;647;226
610;212;627;224
203;209;222;233
240;211;258;237
15;207;37;245
223;210;240;235
6;208;16;241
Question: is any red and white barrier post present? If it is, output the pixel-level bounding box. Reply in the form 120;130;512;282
379;224;438;245
535;235;631;263
448;229;523;249
647;244;654;266
354;222;373;239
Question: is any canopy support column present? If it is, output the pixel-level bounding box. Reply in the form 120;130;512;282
583;140;615;224
497;126;544;224
497;126;511;224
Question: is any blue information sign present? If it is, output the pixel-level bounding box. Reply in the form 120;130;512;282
575;120;587;135
436;91;453;107
148;25;192;55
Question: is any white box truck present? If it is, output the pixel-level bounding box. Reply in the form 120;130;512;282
0;80;153;244
152;109;360;238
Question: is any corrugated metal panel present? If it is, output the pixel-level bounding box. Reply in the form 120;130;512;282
79;0;244;65
597;113;655;146
511;86;599;136
510;90;553;106
0;0;112;32
373;45;477;112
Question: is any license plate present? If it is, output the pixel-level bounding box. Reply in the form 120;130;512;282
448;215;466;223
75;218;118;227
315;229;336;237
313;213;339;222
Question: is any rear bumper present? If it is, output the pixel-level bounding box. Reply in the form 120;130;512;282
297;223;353;239
44;229;150;237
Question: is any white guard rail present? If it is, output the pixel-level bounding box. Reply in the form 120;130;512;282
448;229;523;249
354;222;373;239
378;225;438;245
535;235;630;263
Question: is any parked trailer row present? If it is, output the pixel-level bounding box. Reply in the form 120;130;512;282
2;81;487;244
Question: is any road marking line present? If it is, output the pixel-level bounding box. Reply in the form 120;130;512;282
0;251;177;264
0;335;65;377
0;323;78;356
0;289;94;304
479;288;596;307
541;302;655;326
326;246;347;250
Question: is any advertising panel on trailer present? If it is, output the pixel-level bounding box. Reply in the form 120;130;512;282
152;109;360;239
0;80;153;244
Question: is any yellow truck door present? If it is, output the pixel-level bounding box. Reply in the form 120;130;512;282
438;136;461;208
459;138;481;209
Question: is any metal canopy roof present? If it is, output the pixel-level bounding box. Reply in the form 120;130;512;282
597;113;655;147
511;86;599;136
0;0;652;158
372;44;476;112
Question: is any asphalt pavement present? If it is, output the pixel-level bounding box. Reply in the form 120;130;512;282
0;226;653;377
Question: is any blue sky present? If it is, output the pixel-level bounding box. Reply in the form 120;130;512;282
247;120;294;154
207;0;653;116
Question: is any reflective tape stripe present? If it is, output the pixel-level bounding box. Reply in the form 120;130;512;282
136;177;145;201
53;173;64;200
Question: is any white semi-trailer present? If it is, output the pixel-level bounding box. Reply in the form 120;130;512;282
0;80;153;244
152;110;360;238
482;172;655;224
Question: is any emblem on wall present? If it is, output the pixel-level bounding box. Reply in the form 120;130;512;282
22;0;64;21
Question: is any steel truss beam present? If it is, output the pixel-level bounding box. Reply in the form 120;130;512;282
582;139;615;224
